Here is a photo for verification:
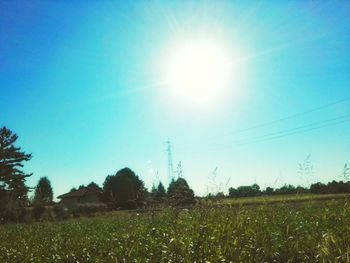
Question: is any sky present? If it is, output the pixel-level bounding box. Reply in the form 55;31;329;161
1;1;350;197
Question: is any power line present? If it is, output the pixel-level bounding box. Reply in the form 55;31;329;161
175;96;350;150
225;97;350;136
215;114;350;148
234;117;350;147
206;114;350;150
177;114;350;154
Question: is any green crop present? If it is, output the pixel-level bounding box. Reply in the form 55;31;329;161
1;198;350;262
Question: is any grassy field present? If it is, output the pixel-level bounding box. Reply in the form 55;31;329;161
1;195;350;262
219;193;350;206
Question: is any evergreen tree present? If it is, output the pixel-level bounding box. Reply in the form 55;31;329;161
156;182;166;198
34;177;53;204
167;178;195;206
0;126;32;203
87;181;101;191
151;184;157;196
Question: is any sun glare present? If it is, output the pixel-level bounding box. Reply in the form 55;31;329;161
162;39;234;107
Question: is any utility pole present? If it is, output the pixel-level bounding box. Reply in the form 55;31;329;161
165;139;174;184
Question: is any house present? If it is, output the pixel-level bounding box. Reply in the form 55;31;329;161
57;187;103;209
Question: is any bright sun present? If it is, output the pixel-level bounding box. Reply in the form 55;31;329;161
162;39;234;107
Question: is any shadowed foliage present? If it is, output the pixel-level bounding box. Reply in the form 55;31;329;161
103;167;146;209
0;127;32;222
167;177;195;206
34;177;53;204
87;182;102;191
0;126;32;202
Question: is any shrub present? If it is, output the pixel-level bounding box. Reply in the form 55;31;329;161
123;200;138;210
75;203;107;215
53;205;69;220
167;178;196;207
32;203;45;221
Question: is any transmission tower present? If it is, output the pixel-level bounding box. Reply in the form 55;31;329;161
165;139;174;184
175;161;183;178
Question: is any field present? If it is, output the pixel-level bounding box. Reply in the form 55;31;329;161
1;195;350;262
219;193;350;206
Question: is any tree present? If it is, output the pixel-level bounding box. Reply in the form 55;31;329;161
151;184;157;196
167;178;195;206
103;167;145;209
33;177;53;204
228;187;239;198
0;127;32;204
87;181;101;191
310;182;326;194
251;184;261;196
228;184;262;198
156;182;166;198
275;184;296;195
264;187;274;195
151;181;166;200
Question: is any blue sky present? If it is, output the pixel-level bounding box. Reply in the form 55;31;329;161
1;1;350;197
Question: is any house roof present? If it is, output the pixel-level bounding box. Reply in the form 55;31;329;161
57;187;102;199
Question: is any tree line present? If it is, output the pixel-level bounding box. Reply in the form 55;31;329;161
0;126;195;222
227;180;350;198
67;169;195;210
1;126;350;223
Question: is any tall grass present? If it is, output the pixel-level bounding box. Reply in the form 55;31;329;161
0;198;349;262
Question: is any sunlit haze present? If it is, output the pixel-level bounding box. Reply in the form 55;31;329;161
1;1;350;198
162;38;235;107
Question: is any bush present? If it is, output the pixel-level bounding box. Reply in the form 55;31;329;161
32;203;46;221
53;205;69;220
0;206;27;223
0;196;28;224
75;203;107;215
167;178;196;207
123;200;138;210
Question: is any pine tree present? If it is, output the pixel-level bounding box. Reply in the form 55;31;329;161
167;178;195;206
151;184;157;196
87;181;102;191
34;177;53;204
156;182;166;198
0;126;32;203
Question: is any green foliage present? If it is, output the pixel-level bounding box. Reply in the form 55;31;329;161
34;177;53;204
228;184;261;198
151;181;167;201
87;182;101;191
0;198;27;224
53;205;69;221
75;203;107;215
103;167;145;209
32;203;45;221
0;198;350;262
0;126;32;204
310;181;350;194
167;178;195;206
275;184;296;195
156;182;166;198
228;179;350;198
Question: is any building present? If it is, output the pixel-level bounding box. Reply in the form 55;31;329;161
57;187;103;209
